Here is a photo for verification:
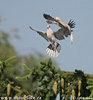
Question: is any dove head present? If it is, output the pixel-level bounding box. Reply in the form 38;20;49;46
47;25;50;29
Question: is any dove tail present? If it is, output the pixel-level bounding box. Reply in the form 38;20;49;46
46;42;61;57
70;34;73;44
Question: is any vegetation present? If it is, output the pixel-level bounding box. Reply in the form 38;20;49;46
0;18;93;100
0;57;93;100
0;21;57;98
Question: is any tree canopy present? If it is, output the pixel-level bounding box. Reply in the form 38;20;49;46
0;18;93;100
0;22;57;94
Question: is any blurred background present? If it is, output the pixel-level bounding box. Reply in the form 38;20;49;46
0;0;93;94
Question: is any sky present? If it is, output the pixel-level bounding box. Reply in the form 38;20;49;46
0;0;93;75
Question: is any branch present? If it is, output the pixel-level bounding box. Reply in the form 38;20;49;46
33;72;93;78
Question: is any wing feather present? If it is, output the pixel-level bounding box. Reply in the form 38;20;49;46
29;26;48;41
43;13;68;30
43;13;75;43
43;14;71;38
53;28;69;40
43;13;55;21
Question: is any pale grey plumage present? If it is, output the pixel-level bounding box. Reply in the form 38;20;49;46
29;14;75;57
29;25;61;57
43;14;75;43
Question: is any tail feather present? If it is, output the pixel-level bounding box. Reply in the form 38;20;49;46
46;42;61;57
70;34;73;44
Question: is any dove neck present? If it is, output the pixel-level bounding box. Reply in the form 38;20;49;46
47;27;53;34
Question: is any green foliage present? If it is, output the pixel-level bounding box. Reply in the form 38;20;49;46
0;26;58;93
0;57;21;97
0;17;93;99
0;31;16;61
23;64;31;72
0;56;93;99
5;56;16;65
16;58;93;100
16;58;58;99
87;78;93;97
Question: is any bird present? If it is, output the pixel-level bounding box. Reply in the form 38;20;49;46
29;25;61;57
43;13;75;44
29;14;75;57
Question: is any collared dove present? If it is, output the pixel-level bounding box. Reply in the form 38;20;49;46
29;25;61;57
43;13;75;44
29;14;75;57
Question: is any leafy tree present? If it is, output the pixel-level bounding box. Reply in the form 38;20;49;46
0;30;16;60
0;56;17;97
86;78;93;97
1;16;93;99
0;20;57;94
0;57;30;97
16;58;92;100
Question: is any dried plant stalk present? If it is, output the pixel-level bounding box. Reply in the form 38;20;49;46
61;78;64;93
54;81;57;94
78;80;81;97
72;89;75;100
61;78;64;88
7;84;11;96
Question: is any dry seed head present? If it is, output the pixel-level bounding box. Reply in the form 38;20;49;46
78;80;81;91
68;80;70;87
62;89;64;94
7;84;11;96
54;81;57;94
61;78;64;88
78;91;81;97
78;80;81;97
72;89;75;97
72;89;75;100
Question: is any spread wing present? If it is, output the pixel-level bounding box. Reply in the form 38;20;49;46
29;26;48;41
53;28;69;40
43;13;68;29
43;13;75;43
53;28;74;43
43;13;56;21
